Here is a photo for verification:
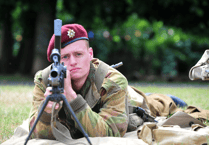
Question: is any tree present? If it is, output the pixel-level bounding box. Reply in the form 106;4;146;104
0;0;208;79
62;0;132;29
0;1;16;73
129;0;209;36
30;0;57;75
0;0;57;75
17;8;37;75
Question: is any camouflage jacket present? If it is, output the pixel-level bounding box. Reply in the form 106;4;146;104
29;58;148;140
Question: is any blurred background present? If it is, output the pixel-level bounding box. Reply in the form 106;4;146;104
0;0;209;82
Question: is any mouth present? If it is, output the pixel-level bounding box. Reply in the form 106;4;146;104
70;68;80;72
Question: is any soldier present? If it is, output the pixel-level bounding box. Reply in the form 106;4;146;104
29;23;186;141
29;24;131;139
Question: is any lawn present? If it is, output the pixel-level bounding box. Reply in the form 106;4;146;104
0;85;33;144
0;83;208;144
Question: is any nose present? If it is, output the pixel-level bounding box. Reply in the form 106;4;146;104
69;56;77;66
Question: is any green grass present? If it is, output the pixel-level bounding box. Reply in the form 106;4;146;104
0;74;33;82
0;85;33;144
0;84;208;143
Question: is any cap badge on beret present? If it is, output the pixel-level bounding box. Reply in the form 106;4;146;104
67;29;75;38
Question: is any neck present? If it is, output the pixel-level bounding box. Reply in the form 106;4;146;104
72;75;88;92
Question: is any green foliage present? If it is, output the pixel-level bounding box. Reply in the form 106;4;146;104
56;0;74;23
90;13;209;79
129;0;209;37
1;0;209;78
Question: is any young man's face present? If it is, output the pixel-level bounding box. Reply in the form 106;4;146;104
60;40;93;81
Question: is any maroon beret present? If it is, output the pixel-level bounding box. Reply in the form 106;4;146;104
47;24;89;62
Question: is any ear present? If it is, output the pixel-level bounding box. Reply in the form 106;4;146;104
89;47;93;60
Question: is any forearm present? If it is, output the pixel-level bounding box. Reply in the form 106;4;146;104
63;90;128;137
74;106;128;137
29;85;55;139
29;111;55;139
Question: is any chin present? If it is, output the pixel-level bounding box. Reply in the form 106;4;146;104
70;75;81;81
71;73;84;79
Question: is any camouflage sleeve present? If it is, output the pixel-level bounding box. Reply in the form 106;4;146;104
64;68;129;137
29;70;55;139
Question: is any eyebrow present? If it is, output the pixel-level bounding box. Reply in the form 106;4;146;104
61;50;84;56
61;53;69;58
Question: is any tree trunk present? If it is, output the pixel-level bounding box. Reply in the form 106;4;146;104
31;0;56;75
17;10;37;75
0;6;14;74
0;27;2;64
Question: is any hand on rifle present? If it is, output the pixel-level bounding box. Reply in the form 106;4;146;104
43;70;77;114
43;87;60;113
63;69;77;102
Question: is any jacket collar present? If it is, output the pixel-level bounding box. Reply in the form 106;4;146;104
79;62;96;97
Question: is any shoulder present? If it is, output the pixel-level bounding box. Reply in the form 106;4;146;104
92;58;128;91
34;64;52;92
104;66;128;91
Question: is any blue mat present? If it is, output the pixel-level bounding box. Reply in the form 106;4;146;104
166;94;187;108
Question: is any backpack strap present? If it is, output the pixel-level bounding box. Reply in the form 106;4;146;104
94;61;110;92
83;61;110;109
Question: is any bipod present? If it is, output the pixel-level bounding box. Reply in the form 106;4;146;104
24;87;92;145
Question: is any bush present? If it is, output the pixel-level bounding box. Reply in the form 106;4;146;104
90;13;209;81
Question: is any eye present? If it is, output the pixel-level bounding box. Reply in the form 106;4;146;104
76;53;82;57
61;55;68;60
